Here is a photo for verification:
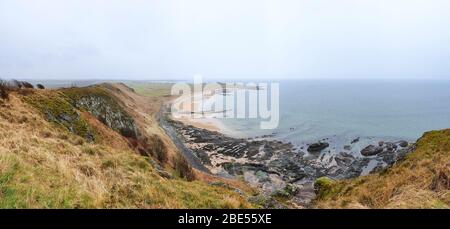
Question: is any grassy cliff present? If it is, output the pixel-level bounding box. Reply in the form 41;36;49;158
314;129;450;209
0;85;256;208
6;82;449;209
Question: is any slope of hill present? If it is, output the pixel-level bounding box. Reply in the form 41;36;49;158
0;83;255;208
313;129;450;209
3;82;449;209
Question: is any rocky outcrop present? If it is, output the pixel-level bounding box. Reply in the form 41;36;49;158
165;117;415;208
351;137;360;144
398;140;409;147
361;145;384;156
24;91;95;141
27;85;159;152
63;87;140;139
307;142;329;153
361;140;410;157
75;95;139;138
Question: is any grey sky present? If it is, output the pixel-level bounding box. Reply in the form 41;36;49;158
1;0;450;80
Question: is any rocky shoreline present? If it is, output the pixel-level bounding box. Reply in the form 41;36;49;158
159;107;415;207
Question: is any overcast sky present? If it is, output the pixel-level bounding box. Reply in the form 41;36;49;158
1;0;450;80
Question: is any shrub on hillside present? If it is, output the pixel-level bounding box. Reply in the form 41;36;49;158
0;79;12;99
138;135;169;164
11;79;23;88
0;79;38;99
174;154;196;181
10;79;34;89
149;135;168;164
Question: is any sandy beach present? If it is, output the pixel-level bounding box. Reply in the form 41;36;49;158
170;90;233;134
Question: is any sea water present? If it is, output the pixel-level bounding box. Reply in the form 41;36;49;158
218;80;450;148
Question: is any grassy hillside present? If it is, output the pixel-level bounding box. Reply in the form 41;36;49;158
6;82;449;209
0;86;255;208
314;129;450;209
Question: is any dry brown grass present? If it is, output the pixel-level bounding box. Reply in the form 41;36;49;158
314;129;450;209
104;83;193;175
0;92;255;209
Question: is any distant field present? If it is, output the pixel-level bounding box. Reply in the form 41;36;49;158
20;80;176;96
126;82;174;97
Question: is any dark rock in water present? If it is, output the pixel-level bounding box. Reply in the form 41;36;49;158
398;140;408;147
344;158;371;178
378;141;384;147
351;137;360;144
361;145;384;156
343;145;351;150
384;142;398;151
334;155;353;167
340;151;355;158
307;142;329;153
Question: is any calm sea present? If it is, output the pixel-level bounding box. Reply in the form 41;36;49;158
219;80;450;148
